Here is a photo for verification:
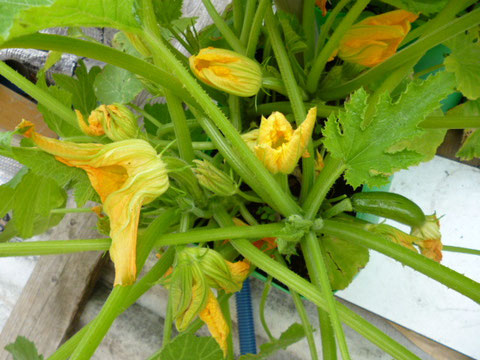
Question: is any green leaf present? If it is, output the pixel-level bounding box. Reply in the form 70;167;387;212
155;334;223;360
0;167;26;218
12;147;98;207
454;99;480;160
238;323;305;360
5;336;44;360
445;33;480;100
154;0;183;27
322;235;369;291
94;64;143;104
112;31;143;57
377;0;448;15
36;74;81;137
13;171;67;238
53;60;101;116
0;0;140;43
143;103;172;135
278;12;306;55
323;72;456;189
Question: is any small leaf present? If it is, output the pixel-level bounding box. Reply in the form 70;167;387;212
454;100;480;160
238;323;305;359
323;72;455;189
445;33;480;100
53;60;101;116
155;334;223;360
322;235;369;291
278;12;307;54
378;0;448;15
154;0;184;27
94;64;143;104
5;336;44;360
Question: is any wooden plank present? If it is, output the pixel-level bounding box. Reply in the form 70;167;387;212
0;83;57;137
0;211;107;358
437;129;480;168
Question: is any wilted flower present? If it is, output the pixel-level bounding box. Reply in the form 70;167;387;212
166;247;250;354
255;107;316;174
192;159;238;197
17;120;169;285
366;223;418;252
76;104;140;141
189;47;262;97
411;214;443;262
335;10;418;67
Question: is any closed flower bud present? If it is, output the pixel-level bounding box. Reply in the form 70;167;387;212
366;223;418;253
255;107;317;174
192;159;238;197
77;104;140;141
335;10;418;67
189;47;262;97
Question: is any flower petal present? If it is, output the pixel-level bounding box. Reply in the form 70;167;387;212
199;290;229;356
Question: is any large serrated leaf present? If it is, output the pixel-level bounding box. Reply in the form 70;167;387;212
154;334;223;360
238;323;305;360
53;60;101;116
94;64;143;104
445;33;480;100
0;0;140;43
5;336;44;360
378;0;448;15
13;171;66;238
323;72;455;189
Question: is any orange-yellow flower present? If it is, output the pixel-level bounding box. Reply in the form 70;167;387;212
189;47;262;97
335;10;418;67
17;120;169;286
255;107;317;174
411;214;443;262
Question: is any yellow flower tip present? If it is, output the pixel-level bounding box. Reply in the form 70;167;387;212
189;47;262;97
418;239;443;263
91;205;104;218
411;214;442;262
226;260;250;288
255;107;317;174
76;109;105;137
199;290;229;356
16;119;35;138
315;150;325;175
336;10;418;67
315;0;328;16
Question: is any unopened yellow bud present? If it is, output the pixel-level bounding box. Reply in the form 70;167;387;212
77;104;140;141
335;10;418;67
192;159;238;197
255;107;317;174
189;47;262;97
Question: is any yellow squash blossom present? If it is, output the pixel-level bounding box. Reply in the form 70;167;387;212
76;103;140;141
255;107;317;174
411;214;443;262
335;10;418;67
189;47;262;97
17;120;169;285
167;247;250;355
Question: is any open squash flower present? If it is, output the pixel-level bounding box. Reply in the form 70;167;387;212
16;120;169;286
411;214;443;262
189;47;262;97
254;107;317;174
334;10;418;67
76;103;140;141
167;248;250;355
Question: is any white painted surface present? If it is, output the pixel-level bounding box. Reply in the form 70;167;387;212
337;156;480;358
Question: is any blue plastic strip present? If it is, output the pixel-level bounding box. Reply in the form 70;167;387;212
235;278;257;355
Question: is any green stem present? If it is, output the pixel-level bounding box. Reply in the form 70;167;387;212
48;247;176;360
156;120;200;137
152;139;215;150
321;219;480;303
318;7;480;100
253;101;340;118
303;155;346;219
219;291;235;360
302;0;316;64
0;239;110;257
262;77;308;100
275;253;319;360
414;64;445;79
201;0;246;54
237;191;264;203
259;275;275;341
240;0;257;46
233;0;244;35
0;61;77;128
50;208;93;214
317;306;337;360
301;232;350;360
230;239;421;360
322;198;353;219
129;103;165;130
246;0;270;58
2;34;198;108
420;116;480;129
443;245;480;256
264;6;315;200
228;95;242;132
316;0;351;51
143;31;300;215
307;0;370;93
162;299;174;346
